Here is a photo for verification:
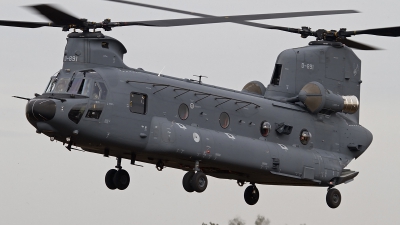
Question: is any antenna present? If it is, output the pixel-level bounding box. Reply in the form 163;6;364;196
158;66;166;77
191;75;208;84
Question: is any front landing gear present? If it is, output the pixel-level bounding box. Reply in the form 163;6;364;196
244;184;259;205
105;157;130;190
182;161;208;193
326;188;341;208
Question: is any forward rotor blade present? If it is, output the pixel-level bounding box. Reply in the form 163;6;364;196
113;11;359;28
108;0;358;27
28;4;83;26
347;26;400;37
0;20;55;28
104;0;304;31
107;0;359;21
107;0;211;18
339;38;381;50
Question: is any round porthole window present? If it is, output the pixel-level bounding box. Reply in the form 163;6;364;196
300;129;312;145
260;121;271;137
219;112;230;129
178;103;189;120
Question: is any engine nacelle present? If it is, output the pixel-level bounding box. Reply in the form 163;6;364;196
298;82;359;114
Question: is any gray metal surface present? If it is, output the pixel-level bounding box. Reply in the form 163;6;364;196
25;32;372;193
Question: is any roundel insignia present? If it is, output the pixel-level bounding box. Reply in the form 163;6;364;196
193;132;200;142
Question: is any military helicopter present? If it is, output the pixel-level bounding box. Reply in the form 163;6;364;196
3;1;399;209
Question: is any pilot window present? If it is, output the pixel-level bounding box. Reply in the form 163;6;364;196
45;77;57;93
270;64;282;85
98;82;108;100
67;78;92;96
130;92;147;114
92;82;108;100
53;77;71;93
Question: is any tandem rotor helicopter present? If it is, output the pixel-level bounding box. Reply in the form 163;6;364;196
3;0;400;208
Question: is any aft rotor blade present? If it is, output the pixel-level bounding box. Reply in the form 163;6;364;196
106;0;211;17
113;11;359;28
346;26;400;37
339;38;381;50
0;20;56;28
107;0;358;27
104;0;304;31
28;4;84;26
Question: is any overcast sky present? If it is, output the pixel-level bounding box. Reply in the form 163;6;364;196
1;0;399;224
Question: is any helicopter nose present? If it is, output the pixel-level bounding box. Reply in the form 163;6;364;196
26;99;56;122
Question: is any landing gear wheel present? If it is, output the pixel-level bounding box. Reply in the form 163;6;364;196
326;188;341;208
105;169;117;190
244;185;259;205
156;160;164;171
190;172;208;193
113;169;130;190
182;171;195;192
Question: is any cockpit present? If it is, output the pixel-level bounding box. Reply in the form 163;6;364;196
44;70;108;100
27;70;110;125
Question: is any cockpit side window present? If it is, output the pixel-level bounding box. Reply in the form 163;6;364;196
45;77;57;93
92;82;108;100
92;82;101;99
98;82;108;100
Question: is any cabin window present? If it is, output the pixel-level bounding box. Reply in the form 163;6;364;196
130;92;147;114
86;103;104;119
178;103;189;120
300;129;312;145
219;112;230;129
270;64;282;85
260;121;271;137
68;103;87;124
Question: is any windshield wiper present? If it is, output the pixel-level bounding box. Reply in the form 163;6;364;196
48;96;67;102
12;96;31;101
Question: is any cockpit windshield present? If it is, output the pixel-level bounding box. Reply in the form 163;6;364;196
67;78;92;95
53;77;71;93
45;75;91;96
44;70;106;98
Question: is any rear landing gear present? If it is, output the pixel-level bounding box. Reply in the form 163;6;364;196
105;169;117;190
182;171;195;192
182;161;208;193
244;184;259;205
326;188;341;208
105;157;130;190
191;172;208;192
